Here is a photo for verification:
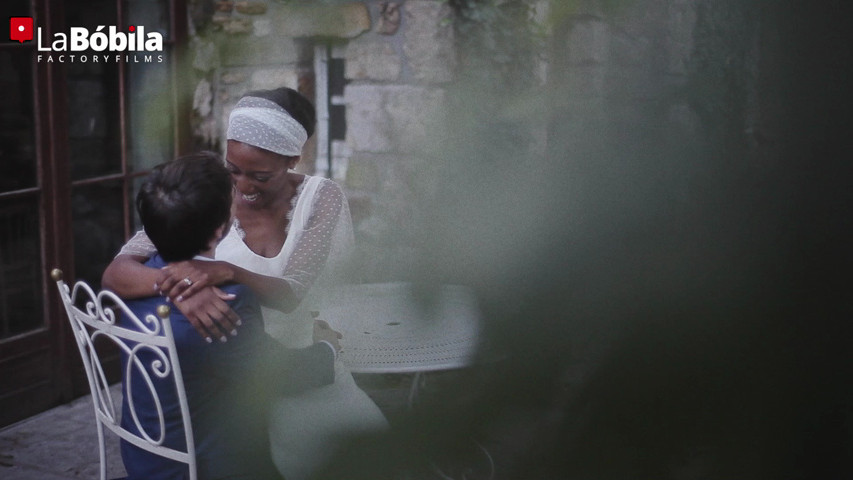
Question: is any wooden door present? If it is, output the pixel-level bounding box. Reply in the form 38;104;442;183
0;0;186;427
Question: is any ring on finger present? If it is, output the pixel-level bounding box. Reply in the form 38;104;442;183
183;277;193;287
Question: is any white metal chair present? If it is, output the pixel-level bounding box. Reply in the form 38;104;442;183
52;268;197;480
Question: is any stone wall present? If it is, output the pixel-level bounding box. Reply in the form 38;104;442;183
341;1;454;280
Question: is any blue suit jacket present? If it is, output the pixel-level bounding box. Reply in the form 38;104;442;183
119;255;334;480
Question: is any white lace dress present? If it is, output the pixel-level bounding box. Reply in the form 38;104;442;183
119;175;388;480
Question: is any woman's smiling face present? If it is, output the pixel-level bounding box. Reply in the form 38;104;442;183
225;140;296;209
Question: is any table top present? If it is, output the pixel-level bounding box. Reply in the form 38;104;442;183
318;282;482;374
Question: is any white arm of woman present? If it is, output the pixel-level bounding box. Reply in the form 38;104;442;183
102;230;241;341
158;179;349;313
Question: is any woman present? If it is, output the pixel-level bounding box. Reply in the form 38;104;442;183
102;87;388;480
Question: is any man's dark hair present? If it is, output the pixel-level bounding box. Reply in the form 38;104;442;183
136;151;232;262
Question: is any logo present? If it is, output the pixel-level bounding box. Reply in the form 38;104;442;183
10;17;33;43
10;17;165;63
37;25;163;52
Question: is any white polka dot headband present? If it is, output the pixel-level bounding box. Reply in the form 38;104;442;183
226;96;308;157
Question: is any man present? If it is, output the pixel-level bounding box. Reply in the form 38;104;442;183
119;152;339;479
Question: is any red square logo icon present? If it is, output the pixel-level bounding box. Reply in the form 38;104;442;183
10;17;33;43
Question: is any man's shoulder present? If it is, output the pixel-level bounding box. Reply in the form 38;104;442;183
143;255;167;269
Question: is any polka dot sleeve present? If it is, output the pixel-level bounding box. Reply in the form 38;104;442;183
117;229;157;258
280;179;347;301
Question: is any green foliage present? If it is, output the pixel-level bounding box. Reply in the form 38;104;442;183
687;0;760;156
446;0;543;90
547;0;633;25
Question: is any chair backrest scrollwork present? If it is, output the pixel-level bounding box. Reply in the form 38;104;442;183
52;268;196;480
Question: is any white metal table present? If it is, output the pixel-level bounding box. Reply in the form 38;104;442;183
318;282;482;376
318;282;493;479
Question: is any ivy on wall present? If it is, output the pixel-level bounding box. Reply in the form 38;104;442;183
446;0;543;89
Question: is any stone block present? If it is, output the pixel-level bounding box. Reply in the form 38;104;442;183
220;37;299;66
223;17;253;34
272;2;370;39
375;2;401;35
345;36;401;81
344;155;380;192
254;18;272;37
346;191;373;227
211;12;231;25
385;86;445;152
403;0;455;83
236;1;268;15
215;1;234;13
191;39;218;72
221;70;248;85
344;85;393;153
250;67;299;91
344;84;446;154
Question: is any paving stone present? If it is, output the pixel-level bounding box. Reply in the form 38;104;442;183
0;413;90;442
0;379;404;480
0;384;123;479
0;465;79;480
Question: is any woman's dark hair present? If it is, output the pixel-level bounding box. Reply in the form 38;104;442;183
136;151;232;262
242;87;317;139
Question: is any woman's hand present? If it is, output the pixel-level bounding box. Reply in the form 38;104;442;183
172;286;242;343
155;260;234;303
313;318;343;354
